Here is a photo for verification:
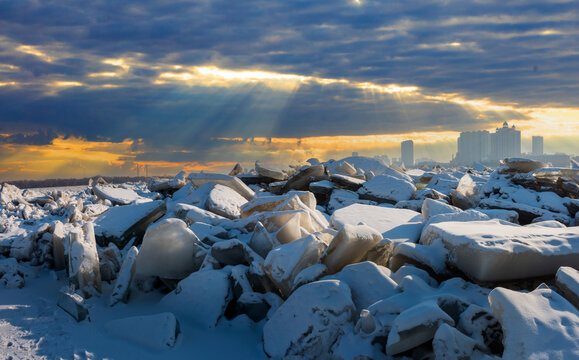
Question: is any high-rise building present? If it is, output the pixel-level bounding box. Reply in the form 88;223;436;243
490;122;521;162
532;136;544;155
456;130;490;165
401;140;414;168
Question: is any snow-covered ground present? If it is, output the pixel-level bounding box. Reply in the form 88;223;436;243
1;157;578;359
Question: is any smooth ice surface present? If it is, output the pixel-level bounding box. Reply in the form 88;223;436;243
331;204;422;243
160;268;231;328
358;174;416;203
136;218;206;279
205;184;247;219
263;280;355;360
93;185;149;205
322;224;383;274
489;285;579;359
422;219;579;281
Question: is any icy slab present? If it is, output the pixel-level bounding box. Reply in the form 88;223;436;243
109;246;138;306
205;184;247;219
263;234;327;297
475;208;519;223
92;185;149;205
386;300;455;356
83;203;109;218
0;183;25;205
502;157;548;173
325;261;399;312
104;313;180;350
432;323;489;360
0;258;25;288
451;173;486;209
188;172;255;200
322;224;383;274
57;288;89;322
240;191;316;218
421;198;462;222
330;174;365;191
281;164;325;192
489;285;579;359
182;204;226;225
331;204;422;243
263;280;355;360
161;268;231;328
255;161;290;180
422;219;579;282
210;239;261;266
94;200;166;248
358;174;416;204
67;224;102;298
248;221;278;258
458;304;504;355
326;156;388;175
135;218;207;280
556;266;579;309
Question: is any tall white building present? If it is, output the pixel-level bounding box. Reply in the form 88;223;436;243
456;130;490;165
401;140;414;168
490;121;521;162
532;136;544;155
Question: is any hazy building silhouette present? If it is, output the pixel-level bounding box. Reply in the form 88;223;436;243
532;136;544;155
401;140;414;168
491;122;521;162
456;130;490;165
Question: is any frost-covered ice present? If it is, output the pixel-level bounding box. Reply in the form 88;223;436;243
2;156;579;359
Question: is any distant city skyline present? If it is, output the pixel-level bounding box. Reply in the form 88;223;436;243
0;1;578;180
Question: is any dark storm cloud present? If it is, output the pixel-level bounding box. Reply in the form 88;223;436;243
0;0;577;147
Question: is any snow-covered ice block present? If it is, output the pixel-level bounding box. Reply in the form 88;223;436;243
161;268;231;328
358;174;416;204
326;156;389;176
360;238;395;267
331;160;357;176
432;323;489;360
392;265;438;287
458;304;503;355
182;203;226;225
0;257;25;288
105;312;180;350
330;174;365;191
92;185;149;205
322;224;383;274
109;246;138;306
502;157;548;173
240;191;316;218
57;288;89;322
273;195;328;232
386;301;455;356
94;200;166;248
391;241;448;273
489;285;579;359
325;261;399;312
263;280;355;360
210;238;261;266
475;208;519;223
422;219;579;282
421;198;462;222
556;266;579;309
451;173;486;210
263;234;326;297
248;221;278;258
67;224;101;298
188;172;254;200
291;263;328;291
255;161;290;180
205;184;247;219
331;204;423;243
281;164;325;192
136;218;207;279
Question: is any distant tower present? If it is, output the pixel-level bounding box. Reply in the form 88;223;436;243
352;152;359;157
457;130;490;165
532;136;544;155
401;140;414;168
490;122;521;162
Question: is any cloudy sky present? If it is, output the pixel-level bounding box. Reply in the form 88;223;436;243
0;0;578;180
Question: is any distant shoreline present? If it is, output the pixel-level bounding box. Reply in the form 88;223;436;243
3;176;166;189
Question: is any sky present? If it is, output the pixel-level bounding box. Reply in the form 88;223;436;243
0;0;578;180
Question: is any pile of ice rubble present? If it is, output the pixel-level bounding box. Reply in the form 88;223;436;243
1;156;579;359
